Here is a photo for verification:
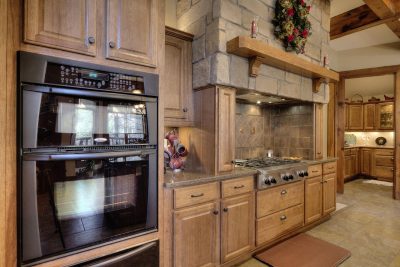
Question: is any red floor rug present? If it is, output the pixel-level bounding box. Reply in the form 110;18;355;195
255;233;351;267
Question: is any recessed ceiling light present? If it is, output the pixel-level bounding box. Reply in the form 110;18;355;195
256;100;261;104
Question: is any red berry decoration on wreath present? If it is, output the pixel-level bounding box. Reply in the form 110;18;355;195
273;0;312;54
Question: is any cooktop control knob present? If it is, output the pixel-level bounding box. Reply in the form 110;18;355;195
298;171;304;177
264;179;271;185
288;174;294;180
271;178;277;184
304;171;309;177
283;175;289;181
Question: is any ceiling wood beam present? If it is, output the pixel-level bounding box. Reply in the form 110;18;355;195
330;5;381;40
364;0;400;38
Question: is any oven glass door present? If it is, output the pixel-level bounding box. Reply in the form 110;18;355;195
22;85;157;148
22;150;157;263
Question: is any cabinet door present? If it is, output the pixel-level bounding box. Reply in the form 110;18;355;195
344;155;352;178
323;173;336;215
217;87;235;173
174;202;219;267
305;176;322;224
314;104;323;159
164;33;193;126
361;149;371;175
350;154;357;176
106;0;158;67
24;0;97;55
221;194;254;263
348;104;363;130
363;104;376;130
377;102;394;130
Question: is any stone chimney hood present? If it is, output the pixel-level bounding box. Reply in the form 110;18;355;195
176;0;333;103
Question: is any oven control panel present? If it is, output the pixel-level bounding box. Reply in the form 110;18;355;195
44;62;145;94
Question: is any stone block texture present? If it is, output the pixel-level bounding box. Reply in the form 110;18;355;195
177;0;331;103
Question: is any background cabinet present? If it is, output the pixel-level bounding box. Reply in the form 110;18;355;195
371;149;394;182
164;27;194;127
363;104;376;130
360;148;372;175
24;0;97;55
106;0;158;67
344;148;359;179
377;102;394;130
347;104;363;130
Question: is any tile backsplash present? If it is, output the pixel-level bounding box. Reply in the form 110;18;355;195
345;131;394;147
236;103;314;160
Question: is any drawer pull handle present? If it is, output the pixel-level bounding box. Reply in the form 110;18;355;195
234;185;245;189
213;210;219;215
191;193;204;198
280;215;287;221
312;170;319;173
281;190;287;195
223;208;228;212
109;41;116;48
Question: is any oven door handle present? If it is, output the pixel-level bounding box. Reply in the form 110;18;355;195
82;241;158;267
22;84;157;102
23;150;156;161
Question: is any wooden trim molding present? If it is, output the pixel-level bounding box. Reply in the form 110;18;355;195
165;26;194;41
336;79;345;194
340;65;400;79
364;0;400;38
395;71;400;199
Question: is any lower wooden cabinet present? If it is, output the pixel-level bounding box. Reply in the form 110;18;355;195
372;149;394;182
344;148;359;179
221;194;254;263
173;202;219;267
305;163;336;224
305;176;323;224
360;148;372;175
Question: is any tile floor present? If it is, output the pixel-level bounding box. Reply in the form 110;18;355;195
239;179;400;267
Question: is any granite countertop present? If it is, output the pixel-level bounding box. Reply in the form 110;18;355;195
164;157;338;188
344;145;394;149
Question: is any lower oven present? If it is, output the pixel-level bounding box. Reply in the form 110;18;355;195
21;149;157;265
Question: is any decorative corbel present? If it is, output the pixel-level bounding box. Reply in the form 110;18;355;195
313;77;329;93
249;56;263;77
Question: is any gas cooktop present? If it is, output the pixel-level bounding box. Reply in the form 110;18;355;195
235;157;308;189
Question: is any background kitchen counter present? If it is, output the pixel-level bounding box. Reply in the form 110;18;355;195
344;145;394;149
164;158;337;188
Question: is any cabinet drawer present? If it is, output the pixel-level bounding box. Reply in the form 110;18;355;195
174;182;219;209
374;166;394;179
344;149;351;156
256;204;304;245
308;164;322;178
375;156;394;167
222;176;254;198
257;181;304;218
323;161;337;174
375;149;394;156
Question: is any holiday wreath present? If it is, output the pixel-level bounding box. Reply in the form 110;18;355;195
273;0;312;54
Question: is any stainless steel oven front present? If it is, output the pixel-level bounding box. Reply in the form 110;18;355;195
18;52;159;266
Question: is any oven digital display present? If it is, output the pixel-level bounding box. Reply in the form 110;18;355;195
44;62;145;94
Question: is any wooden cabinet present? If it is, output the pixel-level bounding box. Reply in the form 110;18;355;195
348;104;363;130
322;173;336;214
106;0;158;67
305;176;322;224
173;202;219;267
363;104;376;130
24;0;97;56
371;149;394;182
221;194;254;263
305;162;336;224
314;104;323;159
344;104;349;130
164;27;194;127
377;102;394;130
217;88;236;172
360;148;372;175
344;148;359;179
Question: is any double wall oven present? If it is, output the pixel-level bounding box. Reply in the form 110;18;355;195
18;52;159;266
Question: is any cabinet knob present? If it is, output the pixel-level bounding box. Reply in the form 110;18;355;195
280;215;287;221
109;41;116;48
183;107;188;112
281;189;287;195
213;210;219;215
223;208;228;212
88;36;95;44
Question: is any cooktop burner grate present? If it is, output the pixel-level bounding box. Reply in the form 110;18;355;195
235;157;301;169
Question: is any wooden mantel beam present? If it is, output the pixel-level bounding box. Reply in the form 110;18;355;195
364;0;400;38
330;4;400;40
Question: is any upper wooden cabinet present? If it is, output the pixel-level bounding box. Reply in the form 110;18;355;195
363;104;376;130
24;0;97;56
377;102;394;130
106;0;158;67
314;104;323;159
347;104;363;130
164;27;194;127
